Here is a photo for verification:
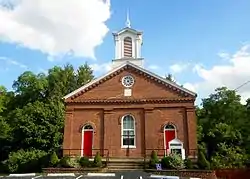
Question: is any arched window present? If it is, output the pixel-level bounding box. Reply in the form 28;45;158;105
121;115;136;148
164;124;176;150
84;125;93;130
123;37;132;57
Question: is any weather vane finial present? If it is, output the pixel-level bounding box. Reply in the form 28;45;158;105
126;9;131;28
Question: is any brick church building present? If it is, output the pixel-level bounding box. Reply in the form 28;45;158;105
63;19;198;160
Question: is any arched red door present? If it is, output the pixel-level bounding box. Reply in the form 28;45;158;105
82;125;93;157
164;124;176;153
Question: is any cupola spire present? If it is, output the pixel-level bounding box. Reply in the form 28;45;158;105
126;9;131;28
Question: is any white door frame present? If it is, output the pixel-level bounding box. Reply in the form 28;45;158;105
81;125;94;157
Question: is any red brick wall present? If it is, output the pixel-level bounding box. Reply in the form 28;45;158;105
73;69;185;101
63;68;197;158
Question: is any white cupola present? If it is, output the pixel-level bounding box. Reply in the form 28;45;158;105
111;11;144;69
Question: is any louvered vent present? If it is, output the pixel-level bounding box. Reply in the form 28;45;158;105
123;37;132;57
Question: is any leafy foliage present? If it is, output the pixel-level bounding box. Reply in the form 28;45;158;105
161;156;172;169
79;156;90;167
49;151;59;167
197;87;250;169
160;152;185;169
211;143;247;169
168;152;185;170
59;156;72;168
0;63;94;172
197;150;210;170
5;149;48;173
149;150;159;168
93;152;102;167
184;158;193;169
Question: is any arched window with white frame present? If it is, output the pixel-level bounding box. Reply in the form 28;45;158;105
121;114;136;148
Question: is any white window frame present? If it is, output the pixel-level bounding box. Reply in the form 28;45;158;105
121;114;136;148
169;138;185;160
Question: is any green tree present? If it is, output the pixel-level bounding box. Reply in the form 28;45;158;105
165;73;176;82
10;100;64;151
0;86;12;162
197;87;249;168
0;63;95;171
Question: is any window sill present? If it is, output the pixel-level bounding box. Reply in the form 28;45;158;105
121;145;136;149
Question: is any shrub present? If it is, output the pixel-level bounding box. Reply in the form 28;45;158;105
5;149;48;173
93;152;102;167
161;156;173;169
59;156;72;168
49;151;59;167
59;155;81;168
149;150;159;168
79;156;89;167
184;158;193;169
197;150;210;170
168;152;185;170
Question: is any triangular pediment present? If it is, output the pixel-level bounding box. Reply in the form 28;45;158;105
169;138;183;144
63;61;197;103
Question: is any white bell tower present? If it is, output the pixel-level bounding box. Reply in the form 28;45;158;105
112;11;144;69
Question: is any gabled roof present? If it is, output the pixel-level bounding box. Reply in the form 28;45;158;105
112;27;142;36
63;61;197;100
169;138;183;144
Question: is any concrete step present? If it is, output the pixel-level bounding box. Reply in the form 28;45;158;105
108;168;145;172
108;162;144;166
108;165;144;169
108;158;145;162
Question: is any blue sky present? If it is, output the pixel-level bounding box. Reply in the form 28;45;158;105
0;0;250;104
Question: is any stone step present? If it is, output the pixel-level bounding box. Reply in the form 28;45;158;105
108;165;144;169
108;158;145;162
108;168;145;172
108;162;144;166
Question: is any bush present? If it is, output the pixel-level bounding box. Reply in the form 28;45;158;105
79;156;89;167
184;158;193;169
197;150;210;170
93;152;102;167
59;156;72;168
149;150;159;168
168;152;185;170
5;149;48;173
49;151;59;167
161;152;185;170
161;156;173;169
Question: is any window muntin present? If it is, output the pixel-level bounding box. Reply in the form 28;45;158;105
121;115;136;148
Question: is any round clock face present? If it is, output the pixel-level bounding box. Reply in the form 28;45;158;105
122;75;135;87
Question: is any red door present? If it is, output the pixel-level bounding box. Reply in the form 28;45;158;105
83;130;93;157
165;130;176;151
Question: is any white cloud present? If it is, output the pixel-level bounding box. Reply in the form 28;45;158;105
169;63;190;74
0;0;111;59
0;56;27;68
90;62;112;73
192;44;250;104
183;82;197;93
148;65;159;70
218;51;230;60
